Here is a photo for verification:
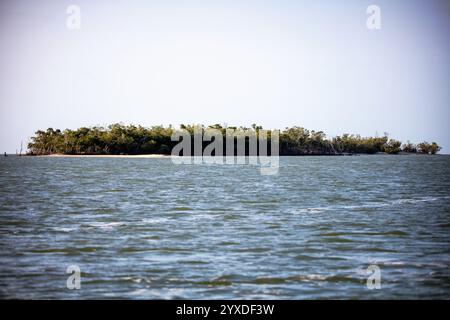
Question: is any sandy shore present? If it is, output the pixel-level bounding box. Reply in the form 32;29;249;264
40;154;173;158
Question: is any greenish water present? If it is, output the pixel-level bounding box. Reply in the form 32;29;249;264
0;155;449;299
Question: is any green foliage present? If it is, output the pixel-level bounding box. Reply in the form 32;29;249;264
28;124;174;155
417;141;441;154
403;141;443;155
26;124;440;156
383;139;402;154
332;134;388;154
417;142;431;154
430;142;441;155
402;141;417;153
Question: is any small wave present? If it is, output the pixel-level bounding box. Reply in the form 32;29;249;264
194;273;361;287
292;195;447;215
142;218;169;224
364;247;399;253
52;227;77;232
232;247;272;253
290;274;362;284
373;230;408;236
118;247;152;254
197;278;233;286
129;288;150;296
117;246;188;253
179;260;209;265
321;237;354;243
86;222;125;229
120;276;145;284
29;246;98;254
251;274;357;284
155;247;190;253
294;254;317;261
218;241;240;246
320;230;408;238
104;189;126;193
368;259;406;266
253;277;287;284
319;232;346;237
295;207;328;214
391;196;440;205
170;206;193;211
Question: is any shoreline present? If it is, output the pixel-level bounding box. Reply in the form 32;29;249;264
36;153;173;158
15;152;446;158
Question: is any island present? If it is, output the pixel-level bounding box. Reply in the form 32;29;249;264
26;124;441;156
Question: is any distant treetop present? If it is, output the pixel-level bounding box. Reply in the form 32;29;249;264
26;124;441;156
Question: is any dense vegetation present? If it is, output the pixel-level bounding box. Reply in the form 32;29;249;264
27;124;441;156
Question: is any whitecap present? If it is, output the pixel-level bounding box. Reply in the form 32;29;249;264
52;227;77;232
142;217;169;224
87;221;125;229
295;207;328;214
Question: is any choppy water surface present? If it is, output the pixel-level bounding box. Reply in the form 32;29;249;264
0;155;449;299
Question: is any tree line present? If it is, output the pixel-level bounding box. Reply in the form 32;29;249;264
26;124;441;156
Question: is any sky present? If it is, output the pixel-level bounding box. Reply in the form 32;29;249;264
0;0;449;153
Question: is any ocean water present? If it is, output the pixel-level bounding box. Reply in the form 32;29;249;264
0;155;449;299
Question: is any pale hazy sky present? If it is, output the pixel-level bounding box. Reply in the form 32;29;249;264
0;0;449;153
